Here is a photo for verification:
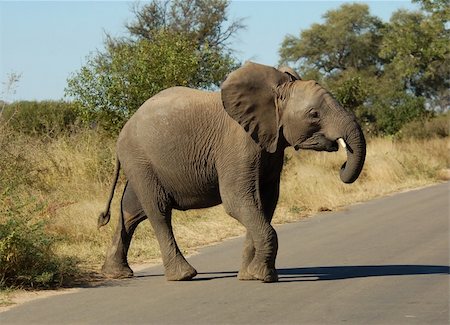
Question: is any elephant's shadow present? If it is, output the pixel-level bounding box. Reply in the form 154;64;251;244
135;265;449;282
275;265;449;282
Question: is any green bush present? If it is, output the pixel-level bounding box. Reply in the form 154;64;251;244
1;100;79;137
372;93;429;135
0;193;77;289
331;75;368;113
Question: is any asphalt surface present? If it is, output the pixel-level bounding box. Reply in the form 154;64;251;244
1;182;449;324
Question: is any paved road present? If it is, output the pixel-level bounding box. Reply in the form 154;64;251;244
2;183;449;324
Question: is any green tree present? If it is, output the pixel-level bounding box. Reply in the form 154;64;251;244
279;3;384;76
278;2;444;135
380;4;449;111
414;0;449;18
126;0;243;48
66;0;243;132
279;4;386;133
66;31;201;132
125;0;244;87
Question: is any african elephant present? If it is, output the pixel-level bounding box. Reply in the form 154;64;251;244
98;62;366;283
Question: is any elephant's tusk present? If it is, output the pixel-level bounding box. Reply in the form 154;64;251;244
337;138;347;150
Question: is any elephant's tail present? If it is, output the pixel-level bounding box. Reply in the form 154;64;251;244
98;156;121;229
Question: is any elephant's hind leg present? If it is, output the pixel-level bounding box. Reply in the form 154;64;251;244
145;208;197;281
127;169;197;281
102;182;147;278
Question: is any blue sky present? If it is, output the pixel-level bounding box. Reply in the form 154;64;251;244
1;1;418;101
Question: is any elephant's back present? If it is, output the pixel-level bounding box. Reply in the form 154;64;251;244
139;86;221;114
117;87;226;210
128;86;225;145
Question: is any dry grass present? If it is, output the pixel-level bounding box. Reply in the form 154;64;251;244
1;128;448;274
275;137;449;223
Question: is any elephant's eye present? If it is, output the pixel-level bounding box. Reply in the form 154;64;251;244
308;110;319;119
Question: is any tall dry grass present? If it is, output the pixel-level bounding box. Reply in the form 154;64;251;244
1;127;448;274
275;137;449;223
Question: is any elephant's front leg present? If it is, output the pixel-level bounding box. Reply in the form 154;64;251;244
237;183;280;281
226;203;279;283
246;223;278;283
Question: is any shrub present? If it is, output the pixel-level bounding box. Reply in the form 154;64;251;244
373;93;429;135
0;100;79;137
0;125;78;289
0;193;77;289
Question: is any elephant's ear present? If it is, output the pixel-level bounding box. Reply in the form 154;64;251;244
278;66;301;81
221;62;290;153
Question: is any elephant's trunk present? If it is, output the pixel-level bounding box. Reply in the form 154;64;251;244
325;96;366;184
338;119;366;184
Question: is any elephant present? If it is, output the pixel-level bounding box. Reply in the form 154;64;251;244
97;62;366;283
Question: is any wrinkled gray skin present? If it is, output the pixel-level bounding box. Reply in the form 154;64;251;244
98;62;366;283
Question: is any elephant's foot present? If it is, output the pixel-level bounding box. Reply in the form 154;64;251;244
247;261;278;283
237;268;256;281
165;261;197;281
101;262;134;279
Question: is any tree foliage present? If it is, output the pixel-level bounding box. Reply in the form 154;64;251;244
125;0;243;87
66;31;201;132
279;1;448;135
126;0;243;49
66;0;243;132
280;4;384;75
380;4;449;110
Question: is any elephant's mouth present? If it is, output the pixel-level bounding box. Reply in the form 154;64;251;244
294;133;339;152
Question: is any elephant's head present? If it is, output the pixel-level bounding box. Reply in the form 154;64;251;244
221;62;366;184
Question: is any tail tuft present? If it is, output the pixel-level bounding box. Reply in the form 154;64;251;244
97;211;111;229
